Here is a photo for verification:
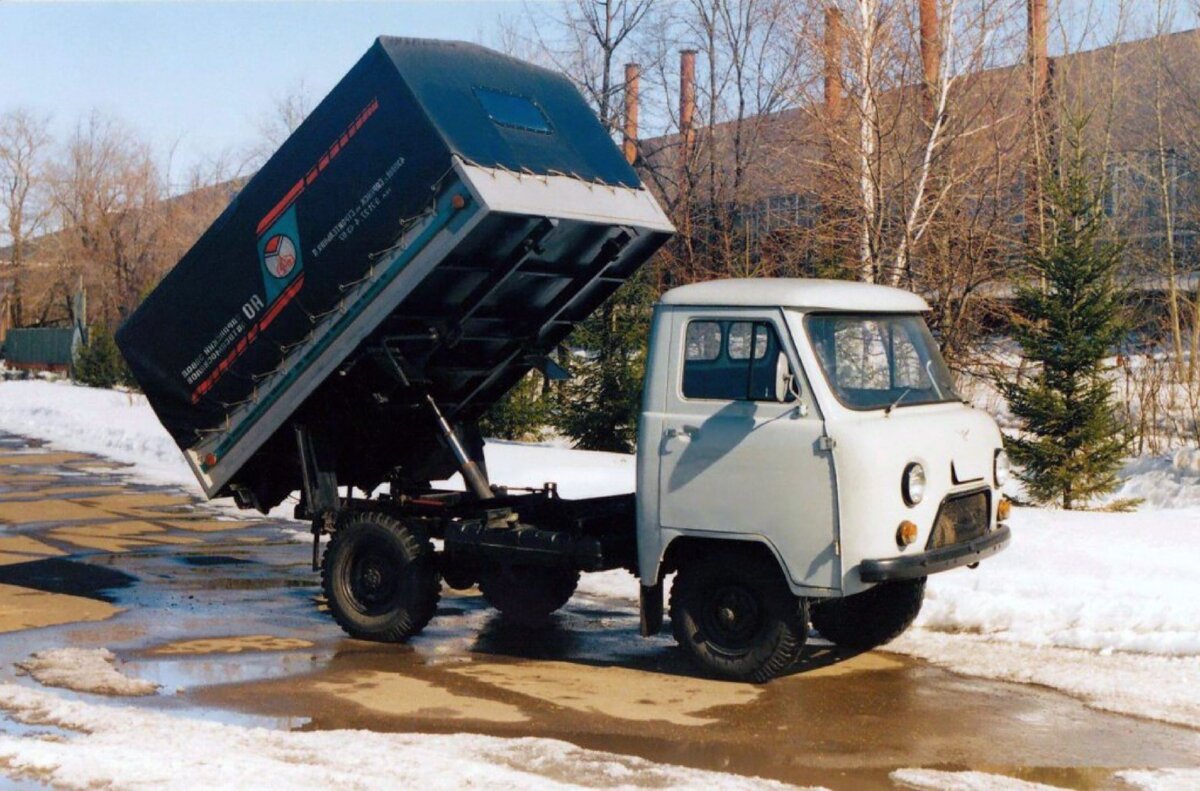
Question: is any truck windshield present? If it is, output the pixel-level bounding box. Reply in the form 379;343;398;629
804;313;959;411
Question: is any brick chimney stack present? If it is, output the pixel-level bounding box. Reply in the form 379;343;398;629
679;49;697;161
823;7;844;121
623;63;640;165
919;0;941;122
1026;0;1051;242
1028;0;1049;106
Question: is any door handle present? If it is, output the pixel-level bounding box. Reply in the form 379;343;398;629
664;425;700;439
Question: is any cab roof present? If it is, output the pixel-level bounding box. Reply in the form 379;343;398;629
659;278;930;313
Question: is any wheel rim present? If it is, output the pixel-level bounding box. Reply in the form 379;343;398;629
700;582;764;650
342;536;404;616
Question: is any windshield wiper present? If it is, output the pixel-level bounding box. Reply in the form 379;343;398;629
926;360;944;399
885;388;913;416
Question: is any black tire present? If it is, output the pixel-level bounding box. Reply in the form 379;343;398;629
811;577;926;652
669;553;806;683
478;564;579;626
321;511;440;642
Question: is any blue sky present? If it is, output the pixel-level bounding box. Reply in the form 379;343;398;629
0;2;529;183
1;0;1192;189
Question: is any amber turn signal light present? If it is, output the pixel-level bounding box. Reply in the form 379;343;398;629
896;520;919;549
203;452;218;469
451;194;467;210
997;498;1012;522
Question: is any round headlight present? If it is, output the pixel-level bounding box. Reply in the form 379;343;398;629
902;462;926;507
994;449;1010;487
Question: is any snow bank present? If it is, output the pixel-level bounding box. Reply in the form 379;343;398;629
16;649;158;697
909;507;1200;656
1113;449;1200;510
0;683;805;791
0;381;192;487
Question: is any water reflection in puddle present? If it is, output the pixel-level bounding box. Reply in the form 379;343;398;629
125;649;331;693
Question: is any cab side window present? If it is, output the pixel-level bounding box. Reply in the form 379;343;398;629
682;320;793;402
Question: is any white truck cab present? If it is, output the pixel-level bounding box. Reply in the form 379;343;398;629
636;278;1011;680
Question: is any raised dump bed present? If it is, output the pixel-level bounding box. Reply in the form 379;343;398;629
117;37;673;511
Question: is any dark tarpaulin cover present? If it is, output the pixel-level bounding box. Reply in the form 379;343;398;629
116;37;640;456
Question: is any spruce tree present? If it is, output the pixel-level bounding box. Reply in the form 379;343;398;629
554;270;654;453
479;371;549;442
999;133;1129;510
74;324;134;389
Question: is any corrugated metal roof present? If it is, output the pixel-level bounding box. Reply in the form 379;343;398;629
3;327;81;366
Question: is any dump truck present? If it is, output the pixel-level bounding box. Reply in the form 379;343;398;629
117;37;1011;682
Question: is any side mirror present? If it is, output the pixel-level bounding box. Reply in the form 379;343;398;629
775;352;795;403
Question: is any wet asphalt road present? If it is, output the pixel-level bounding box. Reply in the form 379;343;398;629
0;431;1197;790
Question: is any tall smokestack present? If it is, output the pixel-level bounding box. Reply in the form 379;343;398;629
679;49;697;161
1026;0;1051;242
919;0;941;122
623;63;640;165
1028;0;1049;106
824;7;844;120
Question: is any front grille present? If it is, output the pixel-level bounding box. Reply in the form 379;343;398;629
927;489;991;549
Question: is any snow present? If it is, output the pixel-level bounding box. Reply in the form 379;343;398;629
458;439;634;499
1112;448;1200;510
1116;769;1200;791
0;682;807;791
908;507;1200;656
16;649;158;697
883;503;1200;728
2;379;1200;729
890;769;1061;790
0;381;192;487
887;632;1200;728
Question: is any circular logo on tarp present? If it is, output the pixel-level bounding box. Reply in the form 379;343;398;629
262;234;297;279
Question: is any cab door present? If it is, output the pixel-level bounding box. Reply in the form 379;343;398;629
656;309;840;591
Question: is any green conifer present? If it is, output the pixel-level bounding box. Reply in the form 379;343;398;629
478;371;550;442
554;271;654;453
74;325;133;389
999;127;1130;509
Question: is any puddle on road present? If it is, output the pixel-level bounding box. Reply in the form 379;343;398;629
448;660;760;726
314;670;529;723
151;635;314;655
123;650;327;692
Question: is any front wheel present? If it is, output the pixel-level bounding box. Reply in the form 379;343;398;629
810;577;926;652
321;511;440;642
669;553;806;683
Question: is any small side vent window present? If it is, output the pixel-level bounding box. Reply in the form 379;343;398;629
474;88;553;134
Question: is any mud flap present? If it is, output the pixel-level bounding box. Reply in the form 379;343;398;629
639;582;663;636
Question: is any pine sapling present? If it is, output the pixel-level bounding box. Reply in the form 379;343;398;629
998;133;1130;510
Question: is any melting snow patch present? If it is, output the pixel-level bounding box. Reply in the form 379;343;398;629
0;683;810;791
885;632;1200;729
16;649;158;697
1116;769;1200;791
891;769;1064;790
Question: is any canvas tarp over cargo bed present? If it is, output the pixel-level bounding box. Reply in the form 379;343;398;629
116;37;673;510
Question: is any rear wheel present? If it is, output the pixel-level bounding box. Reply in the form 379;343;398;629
478;564;579;626
811;577;926;652
321;511;440;641
669;553;806;683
